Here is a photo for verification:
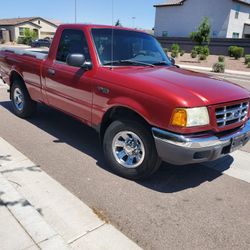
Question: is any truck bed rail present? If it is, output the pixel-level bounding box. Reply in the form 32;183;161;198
0;47;48;60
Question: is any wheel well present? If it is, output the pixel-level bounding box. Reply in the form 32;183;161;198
9;71;26;99
100;106;150;143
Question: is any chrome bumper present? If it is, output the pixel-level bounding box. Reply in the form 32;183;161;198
152;119;250;165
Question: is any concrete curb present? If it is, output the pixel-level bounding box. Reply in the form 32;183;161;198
0;169;69;250
178;64;250;77
202;150;250;184
0;137;142;250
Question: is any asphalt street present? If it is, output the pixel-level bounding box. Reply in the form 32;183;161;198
0;76;250;250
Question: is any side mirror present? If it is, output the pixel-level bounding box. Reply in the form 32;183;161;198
66;54;92;70
170;57;175;65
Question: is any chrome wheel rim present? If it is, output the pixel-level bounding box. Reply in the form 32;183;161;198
112;131;145;168
13;88;24;111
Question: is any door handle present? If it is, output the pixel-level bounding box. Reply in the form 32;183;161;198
97;86;110;94
47;68;55;76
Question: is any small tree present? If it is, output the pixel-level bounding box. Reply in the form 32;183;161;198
20;29;38;45
190;17;211;46
115;19;122;27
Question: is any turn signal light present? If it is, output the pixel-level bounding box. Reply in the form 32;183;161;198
171;109;187;127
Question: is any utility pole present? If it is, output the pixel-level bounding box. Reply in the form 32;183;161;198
132;17;136;28
74;0;77;23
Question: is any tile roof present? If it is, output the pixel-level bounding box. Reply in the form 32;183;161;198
0;17;39;26
0;17;58;27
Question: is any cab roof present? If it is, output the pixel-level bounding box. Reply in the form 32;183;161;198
57;24;147;33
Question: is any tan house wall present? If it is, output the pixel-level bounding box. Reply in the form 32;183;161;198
14;23;40;41
31;18;57;38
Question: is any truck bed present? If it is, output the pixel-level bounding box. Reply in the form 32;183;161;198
0;47;48;60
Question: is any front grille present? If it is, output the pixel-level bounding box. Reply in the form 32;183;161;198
215;102;249;127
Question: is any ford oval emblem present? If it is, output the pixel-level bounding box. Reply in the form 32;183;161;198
234;111;240;118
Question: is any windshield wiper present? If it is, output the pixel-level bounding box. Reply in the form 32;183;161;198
103;60;155;67
152;61;169;66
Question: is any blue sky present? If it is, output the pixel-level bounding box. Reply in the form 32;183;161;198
0;0;161;29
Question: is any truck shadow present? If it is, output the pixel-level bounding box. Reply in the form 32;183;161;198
138;158;233;193
0;101;234;193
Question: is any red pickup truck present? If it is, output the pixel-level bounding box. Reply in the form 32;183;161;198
0;24;250;179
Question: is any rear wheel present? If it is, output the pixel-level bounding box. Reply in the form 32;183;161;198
103;120;161;180
11;80;37;118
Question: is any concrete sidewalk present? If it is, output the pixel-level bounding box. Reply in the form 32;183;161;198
0;137;141;250
178;64;250;77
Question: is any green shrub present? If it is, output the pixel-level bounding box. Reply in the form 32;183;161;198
228;46;238;57
218;56;225;62
180;50;185;56
248;62;250;68
193;46;202;54
245;54;250;64
201;45;210;56
163;48;169;54
228;46;244;59
213;62;225;73
199;54;207;60
193;45;209;56
171;51;178;58
191;50;197;58
17;29;38;45
171;43;180;52
233;47;244;59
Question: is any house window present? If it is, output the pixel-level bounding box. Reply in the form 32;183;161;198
249;13;250;19
19;27;29;36
38;20;40;25
19;27;24;36
235;4;240;19
233;32;240;38
162;31;168;37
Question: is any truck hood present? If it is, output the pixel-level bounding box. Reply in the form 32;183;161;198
102;66;250;107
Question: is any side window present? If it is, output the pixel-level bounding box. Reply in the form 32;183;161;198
56;29;90;63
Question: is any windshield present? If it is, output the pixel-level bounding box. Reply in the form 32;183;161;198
91;28;171;66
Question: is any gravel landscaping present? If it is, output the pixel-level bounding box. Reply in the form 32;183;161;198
174;53;250;72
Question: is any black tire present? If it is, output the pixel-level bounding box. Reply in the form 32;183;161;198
11;80;37;118
103;120;161;180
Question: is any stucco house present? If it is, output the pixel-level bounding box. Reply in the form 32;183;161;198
154;0;250;38
0;17;58;42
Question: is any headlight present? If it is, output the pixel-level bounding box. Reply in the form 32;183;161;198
171;107;210;127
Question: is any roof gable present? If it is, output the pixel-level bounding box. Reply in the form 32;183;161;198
154;0;186;7
233;0;250;6
15;21;41;29
154;0;250;7
0;17;58;27
29;17;58;28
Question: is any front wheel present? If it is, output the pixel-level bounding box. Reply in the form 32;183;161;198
103;120;161;180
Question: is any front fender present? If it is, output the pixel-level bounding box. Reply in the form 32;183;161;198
107;96;152;124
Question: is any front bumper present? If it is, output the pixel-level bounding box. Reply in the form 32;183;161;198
152;119;250;165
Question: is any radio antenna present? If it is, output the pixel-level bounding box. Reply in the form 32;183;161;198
75;0;77;23
110;0;114;70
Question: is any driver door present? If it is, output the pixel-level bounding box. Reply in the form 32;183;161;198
44;29;93;124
